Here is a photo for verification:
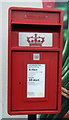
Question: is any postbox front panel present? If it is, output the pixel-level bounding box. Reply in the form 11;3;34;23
8;7;63;115
11;51;58;111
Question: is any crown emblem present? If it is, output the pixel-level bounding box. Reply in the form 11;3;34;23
27;34;45;47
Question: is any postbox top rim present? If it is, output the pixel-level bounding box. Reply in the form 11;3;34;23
8;7;63;13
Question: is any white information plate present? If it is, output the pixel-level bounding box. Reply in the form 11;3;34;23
19;32;52;47
27;64;45;98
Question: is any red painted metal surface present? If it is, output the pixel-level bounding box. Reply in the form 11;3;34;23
42;0;55;9
12;52;57;110
8;7;63;115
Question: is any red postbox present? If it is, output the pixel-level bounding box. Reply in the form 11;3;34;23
8;7;63;115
